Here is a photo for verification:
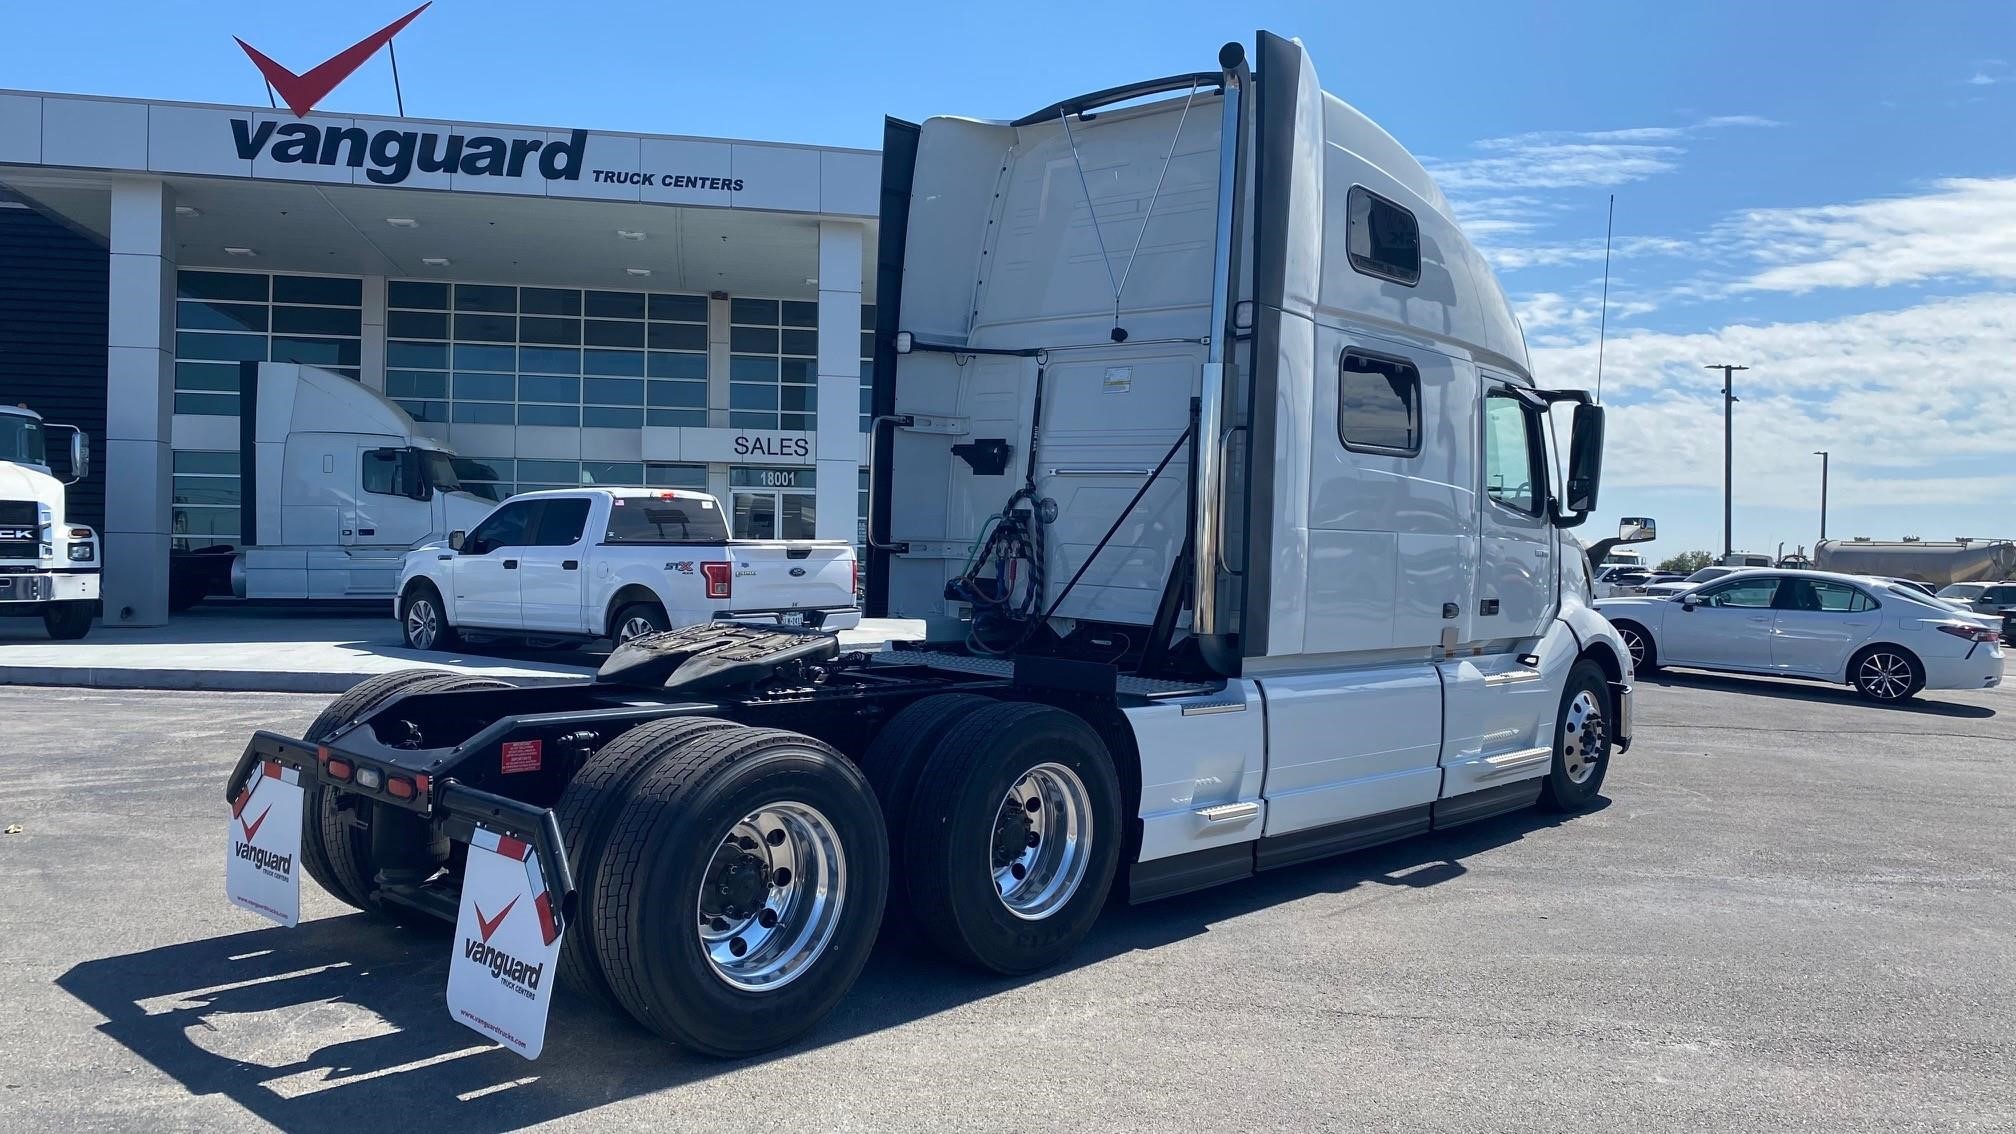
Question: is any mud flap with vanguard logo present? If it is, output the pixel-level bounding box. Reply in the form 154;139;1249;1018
225;760;304;927
447;826;564;1060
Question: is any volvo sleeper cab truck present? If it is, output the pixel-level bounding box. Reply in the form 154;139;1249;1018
0;403;98;638
171;361;498;609
222;33;1636;1061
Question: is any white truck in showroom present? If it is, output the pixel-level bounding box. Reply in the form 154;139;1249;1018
170;361;499;609
222;32;1641;1062
392;486;860;651
0;402;98;638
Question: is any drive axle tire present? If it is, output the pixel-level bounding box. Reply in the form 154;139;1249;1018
300;670;507;911
593;727;888;1057
42;601;92;640
859;693;993;926
554;715;743;1014
1539;660;1614;812
903;701;1123;976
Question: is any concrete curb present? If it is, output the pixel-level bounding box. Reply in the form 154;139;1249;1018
0;665;592;694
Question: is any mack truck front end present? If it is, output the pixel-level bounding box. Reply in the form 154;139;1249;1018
0;404;98;638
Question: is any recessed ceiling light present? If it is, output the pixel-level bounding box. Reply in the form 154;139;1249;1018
625;267;652;277
175;205;201;218
422;257;450;267
385;217;419;228
804;277;819;286
224;246;256;257
616;230;646;241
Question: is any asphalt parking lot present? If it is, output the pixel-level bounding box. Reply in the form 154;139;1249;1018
3;672;2011;1132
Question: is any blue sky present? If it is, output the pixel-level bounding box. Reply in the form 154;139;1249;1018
4;0;2012;562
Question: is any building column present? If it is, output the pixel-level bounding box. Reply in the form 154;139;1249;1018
706;294;731;430
360;275;387;393
813;221;862;543
102;180;176;627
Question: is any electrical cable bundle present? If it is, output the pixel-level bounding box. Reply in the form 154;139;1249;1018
950;485;1046;654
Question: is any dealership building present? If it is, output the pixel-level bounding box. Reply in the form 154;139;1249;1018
0;88;882;625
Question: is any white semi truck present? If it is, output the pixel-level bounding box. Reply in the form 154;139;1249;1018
222;33;1641;1062
0;403;98;638
171;361;497;608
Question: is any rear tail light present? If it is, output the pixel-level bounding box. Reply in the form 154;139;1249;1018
702;561;732;600
385;776;416;800
325;758;354;781
852;558;860;597
1937;623;1999;643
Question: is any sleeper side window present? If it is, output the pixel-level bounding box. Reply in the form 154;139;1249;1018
1347;186;1421;286
1337;351;1421;456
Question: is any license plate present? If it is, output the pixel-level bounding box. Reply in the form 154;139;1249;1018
780;611;805;627
225;761;305;928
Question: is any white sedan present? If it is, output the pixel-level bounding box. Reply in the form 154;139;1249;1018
1597;569;2004;703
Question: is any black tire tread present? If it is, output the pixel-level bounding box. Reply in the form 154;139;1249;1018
1539;660;1612;812
903;700;1115;973
303;671;508;910
1850;644;1925;703
554;715;742;1011
859;693;993;921
399;580;458;651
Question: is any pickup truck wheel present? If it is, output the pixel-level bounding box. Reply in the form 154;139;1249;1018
399;583;458;651
42;601;93;639
611;602;670;646
593;727;887;1056
555;715;743;1014
859;693;994;928
1539;660;1613;812
903;701;1122;975
300;671;508;911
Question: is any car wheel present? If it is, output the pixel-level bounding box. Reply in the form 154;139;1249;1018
400;583;458;652
1851;646;1923;703
611;601;670;646
1539;660;1613;812
1612;621;1657;675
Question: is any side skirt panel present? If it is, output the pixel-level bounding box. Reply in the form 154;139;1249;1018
1430;779;1543;829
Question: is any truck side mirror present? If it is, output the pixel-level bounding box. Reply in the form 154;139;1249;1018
67;429;90;485
1561;403;1605;523
449;529;466;552
1616;516;1656;544
398;448;432;501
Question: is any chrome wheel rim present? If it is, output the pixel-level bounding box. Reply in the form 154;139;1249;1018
618;616;658;645
992;763;1092;920
405;598;439;650
1858;653;1913;701
696;801;846;992
1562;689;1607;785
1619;628;1646;672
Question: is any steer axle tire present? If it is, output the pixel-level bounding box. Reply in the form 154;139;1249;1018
592;726;888;1057
903;701;1122;976
554;715;743;1014
300;669;508;911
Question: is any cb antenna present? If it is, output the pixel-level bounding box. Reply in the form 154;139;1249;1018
1595;193;1614;403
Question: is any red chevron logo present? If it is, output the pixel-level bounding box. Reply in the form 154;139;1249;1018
234;4;431;119
474;895;518;943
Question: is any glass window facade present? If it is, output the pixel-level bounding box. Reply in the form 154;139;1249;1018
170;449;241;549
385;282;708;431
728;297;816;432
174;271;363;416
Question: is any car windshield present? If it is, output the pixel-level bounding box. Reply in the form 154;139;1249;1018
420;451;465;492
1685;567;1730;582
1937;584;1983;599
0;414;46;465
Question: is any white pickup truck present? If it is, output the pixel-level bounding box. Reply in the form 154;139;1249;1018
394;487;859;651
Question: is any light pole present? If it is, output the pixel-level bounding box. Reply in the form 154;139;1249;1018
1813;450;1829;543
1705;364;1748;560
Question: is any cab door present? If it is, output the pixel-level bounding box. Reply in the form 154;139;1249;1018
350;447;434;548
1769;577;1877;675
518;497;593;633
452;499;536;630
1476;382;1554;644
1662;575;1781;669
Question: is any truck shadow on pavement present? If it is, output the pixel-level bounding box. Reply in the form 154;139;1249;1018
1643;670;1997;718
56;804;1591;1132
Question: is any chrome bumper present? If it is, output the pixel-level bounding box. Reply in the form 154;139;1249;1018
1610;681;1634;753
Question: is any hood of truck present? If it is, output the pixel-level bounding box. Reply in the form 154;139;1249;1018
0;460;61;506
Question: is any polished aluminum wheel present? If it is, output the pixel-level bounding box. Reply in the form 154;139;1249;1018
696;802;846;992
991;762;1092;920
1562;689;1608;785
617;615;660;645
404;596;440;650
1617;626;1647;673
1856;651;1914;701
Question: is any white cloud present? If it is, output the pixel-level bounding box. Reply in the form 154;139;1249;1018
1728;176;2016;292
1532;293;2016;511
1425;115;1777;194
1963;59;2010;86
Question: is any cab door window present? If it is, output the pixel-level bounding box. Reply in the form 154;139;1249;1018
1482;392;1542;516
529;498;591;547
464;502;534;554
361;449;401;496
1692;577;1780;608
